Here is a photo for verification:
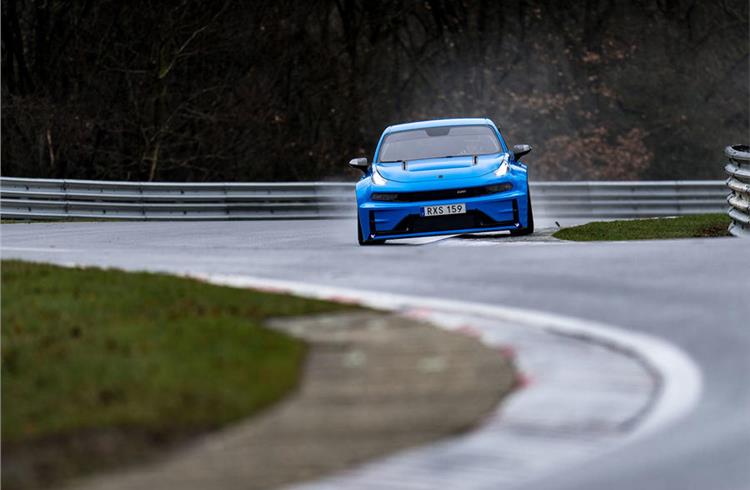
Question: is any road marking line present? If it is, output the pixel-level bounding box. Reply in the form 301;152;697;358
1;246;78;253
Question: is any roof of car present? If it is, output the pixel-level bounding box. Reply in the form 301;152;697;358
384;118;494;134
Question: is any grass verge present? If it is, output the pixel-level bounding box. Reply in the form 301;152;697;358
553;214;732;241
1;260;354;489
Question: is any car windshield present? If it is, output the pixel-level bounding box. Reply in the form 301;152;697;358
378;125;502;162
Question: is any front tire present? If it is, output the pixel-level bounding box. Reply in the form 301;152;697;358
357;215;385;245
510;188;534;237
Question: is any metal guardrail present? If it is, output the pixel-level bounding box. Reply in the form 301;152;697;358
0;178;354;220
0;176;727;221
725;145;750;238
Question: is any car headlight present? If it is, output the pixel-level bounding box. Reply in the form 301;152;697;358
371;168;388;186
494;154;510;176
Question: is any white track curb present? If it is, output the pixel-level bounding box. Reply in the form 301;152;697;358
191;273;702;442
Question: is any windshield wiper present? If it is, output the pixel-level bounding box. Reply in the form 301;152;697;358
380;159;409;169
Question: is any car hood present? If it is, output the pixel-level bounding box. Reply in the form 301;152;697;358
376;154;505;183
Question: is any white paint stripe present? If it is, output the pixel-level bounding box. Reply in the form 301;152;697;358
0;247;77;252
1;246;79;253
189;272;702;441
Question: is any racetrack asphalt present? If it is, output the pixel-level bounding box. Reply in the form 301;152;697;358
2;219;749;490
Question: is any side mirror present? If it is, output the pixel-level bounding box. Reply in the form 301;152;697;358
348;157;369;173
512;144;532;160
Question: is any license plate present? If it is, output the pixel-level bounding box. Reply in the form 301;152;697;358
421;203;466;217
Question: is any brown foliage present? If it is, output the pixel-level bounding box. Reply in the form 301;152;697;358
538;128;652;180
1;0;747;182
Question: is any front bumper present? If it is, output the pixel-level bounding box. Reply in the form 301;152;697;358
358;190;529;240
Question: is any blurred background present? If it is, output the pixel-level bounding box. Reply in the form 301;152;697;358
2;0;748;182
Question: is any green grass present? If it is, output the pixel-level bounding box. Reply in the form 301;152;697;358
1;261;353;488
553;214;732;241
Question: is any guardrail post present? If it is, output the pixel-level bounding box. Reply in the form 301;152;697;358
724;145;750;238
62;179;69;216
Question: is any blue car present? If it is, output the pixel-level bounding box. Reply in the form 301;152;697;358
349;118;534;245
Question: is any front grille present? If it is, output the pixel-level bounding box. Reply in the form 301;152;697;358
372;183;512;203
376;205;518;236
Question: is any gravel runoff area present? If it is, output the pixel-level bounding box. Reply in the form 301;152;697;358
63;311;516;490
